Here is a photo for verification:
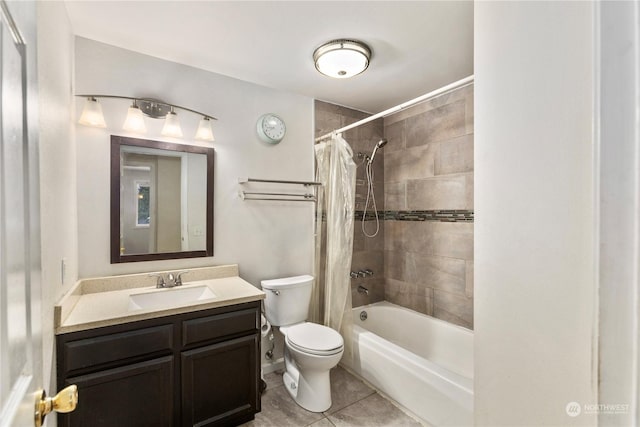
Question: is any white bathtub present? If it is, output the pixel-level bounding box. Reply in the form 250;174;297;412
342;301;474;426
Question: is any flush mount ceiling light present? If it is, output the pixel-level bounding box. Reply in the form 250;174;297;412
313;39;371;79
76;95;217;142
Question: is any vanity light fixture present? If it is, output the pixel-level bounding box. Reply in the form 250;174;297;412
161;107;183;138
195;117;215;142
76;95;217;141
122;100;146;133
78;97;107;128
313;39;371;79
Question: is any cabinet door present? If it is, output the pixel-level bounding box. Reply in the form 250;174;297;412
182;334;259;426
59;356;174;427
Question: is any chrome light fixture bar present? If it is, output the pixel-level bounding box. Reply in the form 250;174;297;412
313;39;371;79
75;94;217;141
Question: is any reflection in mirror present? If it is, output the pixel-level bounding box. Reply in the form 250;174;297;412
111;136;214;263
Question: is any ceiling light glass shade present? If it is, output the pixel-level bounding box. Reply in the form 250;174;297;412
195;117;215;141
161;111;183;138
78;97;107;128
313;39;371;79
122;105;147;133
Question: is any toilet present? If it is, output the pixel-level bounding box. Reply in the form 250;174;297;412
261;275;344;412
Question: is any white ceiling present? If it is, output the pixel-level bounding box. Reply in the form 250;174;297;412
64;1;473;113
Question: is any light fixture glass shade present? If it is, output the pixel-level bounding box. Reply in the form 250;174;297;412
122;105;147;133
313;39;371;79
161;111;183;137
195;117;215;141
78;97;107;128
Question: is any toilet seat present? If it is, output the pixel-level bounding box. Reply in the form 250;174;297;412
282;322;344;356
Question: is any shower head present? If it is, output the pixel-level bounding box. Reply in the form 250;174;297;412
368;139;388;164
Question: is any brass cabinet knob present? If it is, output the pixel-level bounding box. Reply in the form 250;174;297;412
35;385;78;427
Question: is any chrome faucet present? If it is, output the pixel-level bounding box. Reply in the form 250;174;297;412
149;271;189;288
149;273;166;288
357;285;369;295
172;271;189;287
351;269;374;279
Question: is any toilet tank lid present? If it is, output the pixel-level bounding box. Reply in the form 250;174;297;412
261;275;314;290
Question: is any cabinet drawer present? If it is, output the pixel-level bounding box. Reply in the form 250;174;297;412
63;324;173;373
182;308;258;347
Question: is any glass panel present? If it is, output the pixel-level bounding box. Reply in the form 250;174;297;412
0;9;31;416
136;183;150;226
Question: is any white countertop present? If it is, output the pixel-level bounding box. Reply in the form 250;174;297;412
55;265;265;334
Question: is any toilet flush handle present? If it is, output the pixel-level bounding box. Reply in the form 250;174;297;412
269;289;280;296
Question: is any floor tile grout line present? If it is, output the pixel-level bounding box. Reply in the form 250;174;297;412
323;388;378;417
304;416;337;427
263;368;417;426
325;417;338;426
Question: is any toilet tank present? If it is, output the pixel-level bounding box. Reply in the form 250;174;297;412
261;275;314;326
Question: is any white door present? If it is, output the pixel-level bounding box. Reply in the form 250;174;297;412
0;1;42;426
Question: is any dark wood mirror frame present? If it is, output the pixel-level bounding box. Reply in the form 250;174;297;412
110;135;214;263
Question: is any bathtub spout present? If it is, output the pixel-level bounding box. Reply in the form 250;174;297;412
357;285;369;295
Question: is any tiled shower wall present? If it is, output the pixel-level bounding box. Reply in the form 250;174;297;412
314;84;473;330
315;101;385;309
383;84;474;329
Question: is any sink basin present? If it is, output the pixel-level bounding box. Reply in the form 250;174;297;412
128;285;216;311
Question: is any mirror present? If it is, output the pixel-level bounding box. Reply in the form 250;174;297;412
111;136;214;263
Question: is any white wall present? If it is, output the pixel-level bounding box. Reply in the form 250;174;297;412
186;152;207;251
475;2;597;425
597;2;640;425
36;0;77;404
75;38;315;286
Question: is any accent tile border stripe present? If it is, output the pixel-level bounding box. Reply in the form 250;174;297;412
355;210;474;222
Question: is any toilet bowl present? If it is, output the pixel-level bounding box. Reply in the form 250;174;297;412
280;322;344;412
261;275;344;412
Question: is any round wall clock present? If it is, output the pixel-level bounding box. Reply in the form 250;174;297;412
256;113;286;144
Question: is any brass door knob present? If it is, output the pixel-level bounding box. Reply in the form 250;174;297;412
34;385;78;427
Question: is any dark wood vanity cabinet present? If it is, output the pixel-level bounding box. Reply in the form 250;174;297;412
56;301;261;427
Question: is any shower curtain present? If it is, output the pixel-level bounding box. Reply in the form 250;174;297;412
312;133;356;359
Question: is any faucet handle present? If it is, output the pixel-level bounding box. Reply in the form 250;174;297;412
350;271;358;279
363;269;374;277
148;273;165;288
174;271;189;286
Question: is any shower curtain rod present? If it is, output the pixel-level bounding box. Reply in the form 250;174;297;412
314;74;474;143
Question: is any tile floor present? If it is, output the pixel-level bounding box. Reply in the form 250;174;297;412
241;366;422;426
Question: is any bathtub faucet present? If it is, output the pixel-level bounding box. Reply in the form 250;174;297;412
357;285;369;295
350;270;374;279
